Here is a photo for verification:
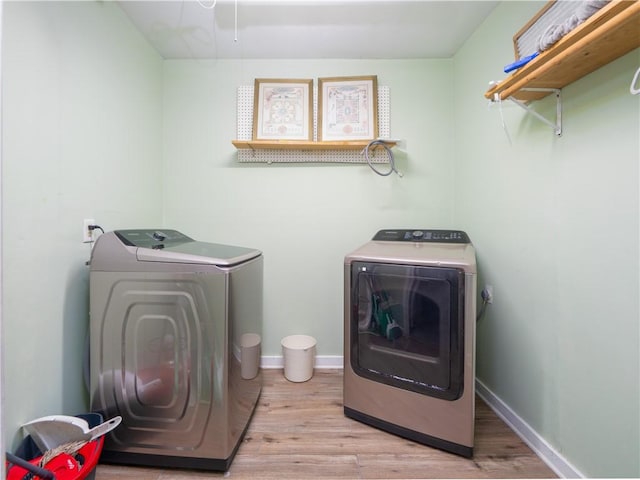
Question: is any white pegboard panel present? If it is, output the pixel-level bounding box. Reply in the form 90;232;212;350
236;85;392;163
237;85;254;140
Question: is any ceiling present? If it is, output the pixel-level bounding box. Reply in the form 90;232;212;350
117;0;500;59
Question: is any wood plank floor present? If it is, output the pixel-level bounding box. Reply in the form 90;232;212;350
95;369;557;479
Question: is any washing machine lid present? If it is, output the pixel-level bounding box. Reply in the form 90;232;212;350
115;229;261;266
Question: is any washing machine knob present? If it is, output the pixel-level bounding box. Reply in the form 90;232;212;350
153;231;166;241
412;230;424;239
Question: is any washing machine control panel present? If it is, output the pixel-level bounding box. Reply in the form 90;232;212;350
372;229;470;243
115;229;194;248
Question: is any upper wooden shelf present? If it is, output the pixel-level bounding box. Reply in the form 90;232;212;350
485;0;640;102
232;140;397;151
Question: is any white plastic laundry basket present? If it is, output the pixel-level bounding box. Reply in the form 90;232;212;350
281;335;317;382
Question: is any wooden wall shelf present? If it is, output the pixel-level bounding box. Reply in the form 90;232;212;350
485;0;640;103
231;140;397;151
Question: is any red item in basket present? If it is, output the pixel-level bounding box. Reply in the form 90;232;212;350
6;434;104;480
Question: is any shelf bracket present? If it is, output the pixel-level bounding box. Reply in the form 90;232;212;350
508;88;562;136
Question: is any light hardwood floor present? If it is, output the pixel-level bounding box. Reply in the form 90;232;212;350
95;369;557;479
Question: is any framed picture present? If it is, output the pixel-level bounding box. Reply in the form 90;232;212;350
318;75;378;141
253;78;313;141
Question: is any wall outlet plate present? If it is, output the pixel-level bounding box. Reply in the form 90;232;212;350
83;218;95;243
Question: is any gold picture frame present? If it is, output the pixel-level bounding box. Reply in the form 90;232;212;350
253;78;313;141
318;75;378;142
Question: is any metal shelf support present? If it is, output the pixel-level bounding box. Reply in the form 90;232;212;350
508;88;562;136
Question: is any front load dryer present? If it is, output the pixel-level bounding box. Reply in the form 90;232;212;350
89;229;263;471
344;229;476;457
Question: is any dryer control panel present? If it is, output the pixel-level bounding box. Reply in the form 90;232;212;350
372;229;470;244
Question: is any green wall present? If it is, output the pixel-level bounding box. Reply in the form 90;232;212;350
1;1;163;448
161;58;456;358
453;2;639;477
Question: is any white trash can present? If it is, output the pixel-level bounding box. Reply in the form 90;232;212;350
281;335;317;382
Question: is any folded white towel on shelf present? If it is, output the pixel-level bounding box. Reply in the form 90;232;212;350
537;0;610;52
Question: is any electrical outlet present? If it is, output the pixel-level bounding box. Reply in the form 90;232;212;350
83;218;95;243
482;285;494;304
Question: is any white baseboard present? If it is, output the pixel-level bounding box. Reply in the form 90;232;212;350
475;379;583;479
261;355;344;369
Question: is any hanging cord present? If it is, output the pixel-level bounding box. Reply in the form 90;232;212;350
476;297;489;322
234;0;238;42
85;224;105;265
488;81;512;145
476;288;492;322
197;0;217;8
488;93;512;146
361;140;402;177
630;66;640;95
156;0;215;61
497;96;513;146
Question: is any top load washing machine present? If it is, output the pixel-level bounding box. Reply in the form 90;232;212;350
89;229;263;471
344;229;476;457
